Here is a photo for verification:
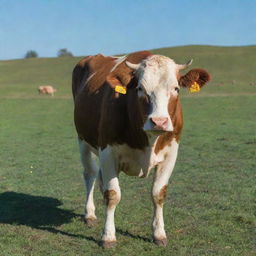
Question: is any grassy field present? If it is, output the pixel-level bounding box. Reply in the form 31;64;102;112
0;46;255;255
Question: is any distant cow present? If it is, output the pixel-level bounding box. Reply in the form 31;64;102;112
38;85;56;96
72;51;210;248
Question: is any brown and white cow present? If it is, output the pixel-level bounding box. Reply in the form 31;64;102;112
38;85;57;96
72;51;210;248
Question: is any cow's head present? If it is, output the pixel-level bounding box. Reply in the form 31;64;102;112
106;54;210;133
125;55;210;133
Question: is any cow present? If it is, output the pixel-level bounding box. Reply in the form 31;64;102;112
38;85;57;96
72;51;210;248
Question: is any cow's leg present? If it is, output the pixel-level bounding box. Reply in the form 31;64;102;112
99;146;121;248
152;140;179;247
78;138;99;226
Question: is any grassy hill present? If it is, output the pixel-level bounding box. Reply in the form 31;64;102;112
0;45;256;97
0;46;255;256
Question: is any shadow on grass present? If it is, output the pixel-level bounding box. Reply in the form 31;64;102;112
0;191;99;245
0;191;151;245
116;228;151;243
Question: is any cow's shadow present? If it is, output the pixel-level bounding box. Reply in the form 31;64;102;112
0;191;98;244
0;191;150;244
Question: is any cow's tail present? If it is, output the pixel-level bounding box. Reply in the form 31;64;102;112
98;168;104;196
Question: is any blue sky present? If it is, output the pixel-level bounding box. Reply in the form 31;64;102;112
0;0;255;60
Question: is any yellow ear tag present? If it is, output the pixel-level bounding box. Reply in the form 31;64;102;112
115;85;127;95
189;82;200;93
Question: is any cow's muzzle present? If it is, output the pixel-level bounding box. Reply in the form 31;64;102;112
150;117;168;131
143;116;173;132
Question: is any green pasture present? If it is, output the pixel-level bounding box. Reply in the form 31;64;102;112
0;46;255;255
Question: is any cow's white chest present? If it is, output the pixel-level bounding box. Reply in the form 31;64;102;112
112;139;169;177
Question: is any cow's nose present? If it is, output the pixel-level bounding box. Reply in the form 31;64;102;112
150;117;168;130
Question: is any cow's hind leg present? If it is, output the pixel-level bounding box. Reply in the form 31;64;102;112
99;146;121;248
152;140;179;247
79;138;99;226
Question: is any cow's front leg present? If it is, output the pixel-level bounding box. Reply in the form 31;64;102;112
99;146;121;248
152;140;179;247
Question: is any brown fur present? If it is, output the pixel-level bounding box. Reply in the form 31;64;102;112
104;190;118;208
154;185;168;206
73;52;210;152
107;51;151;90
73;51;152;149
179;68;211;88
154;96;183;154
72;56;93;98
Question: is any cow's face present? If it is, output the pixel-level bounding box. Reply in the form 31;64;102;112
126;55;189;132
126;55;211;133
106;54;210;134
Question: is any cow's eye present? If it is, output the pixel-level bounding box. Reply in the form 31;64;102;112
137;86;143;92
175;87;180;93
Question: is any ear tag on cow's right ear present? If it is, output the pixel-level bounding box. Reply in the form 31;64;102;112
189;82;200;93
115;85;127;94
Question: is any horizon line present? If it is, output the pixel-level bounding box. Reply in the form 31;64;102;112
1;44;256;62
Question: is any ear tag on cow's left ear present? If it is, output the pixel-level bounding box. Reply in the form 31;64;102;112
189;82;200;93
115;85;127;94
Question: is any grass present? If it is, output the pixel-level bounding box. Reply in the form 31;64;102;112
0;46;255;255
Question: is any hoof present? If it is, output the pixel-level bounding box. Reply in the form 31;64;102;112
154;237;168;247
101;240;117;249
85;217;97;227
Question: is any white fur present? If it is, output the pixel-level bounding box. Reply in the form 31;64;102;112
152;139;179;240
78;138;99;221
78;133;179;244
135;55;180;132
99;146;121;242
111;135;174;177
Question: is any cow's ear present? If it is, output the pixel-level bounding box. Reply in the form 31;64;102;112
179;68;211;88
106;66;135;90
106;73;122;89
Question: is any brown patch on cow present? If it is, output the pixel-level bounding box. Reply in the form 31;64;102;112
72;55;92;98
154;132;173;155
159;185;168;204
73;54;117;98
73;51;152;150
179;68;211;88
98;52;152;149
104;190;119;208
154;185;168;206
